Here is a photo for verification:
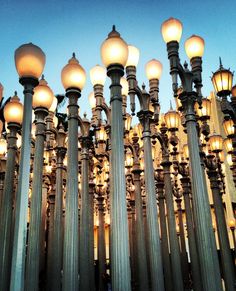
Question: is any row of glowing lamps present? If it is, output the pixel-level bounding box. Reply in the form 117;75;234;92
0;17;235;229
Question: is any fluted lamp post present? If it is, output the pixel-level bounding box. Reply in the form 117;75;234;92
25;76;53;291
0;93;23;291
100;26;131;291
126;48;165;290
61;53;86;291
211;61;236;187
162;17;223;291
10;43;45;291
163;109;185;290
207;133;236;290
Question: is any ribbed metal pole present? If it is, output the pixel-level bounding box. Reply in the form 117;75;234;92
47;193;55;290
97;196;106;291
207;164;236;290
132;168;149;291
62;90;79;291
175;197;190;288
0;123;20;291
107;64;131;291
51;146;66;291
181;93;223;291
25;107;48;291
79;142;91;291
89;178;95;291
138;110;164;291
161;155;184;291
180;176;202;291
157;178;173;291
10;78;38;291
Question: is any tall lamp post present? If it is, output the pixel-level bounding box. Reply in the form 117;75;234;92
10;43;45;291
211;60;236;187
61;53;86;291
126;54;165;291
25;76;53;291
100;26;131;291
161;18;223;290
0;93;23;291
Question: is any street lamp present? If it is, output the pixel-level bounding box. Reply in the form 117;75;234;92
61;52;86;291
0;93;23;291
25;76;53;290
100;25;131;291
162;17;223;290
10;42;45;291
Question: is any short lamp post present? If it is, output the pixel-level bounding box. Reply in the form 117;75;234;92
10;43;45;291
100;26;131;291
61;53;86;291
0;93;23;291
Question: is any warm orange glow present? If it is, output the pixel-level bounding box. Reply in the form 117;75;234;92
209;133;223;153
61;53;86;90
0;138;7;155
145;59;162;80
161;17;183;43
33;77;54;109
228;219;235;228
164;110;180;130
4;93;23;124
90;65;106;86
223;119;234;137
101;26;128;67
185;35;204;59
126;45;140;67
224;138;233;153
15;43;45;78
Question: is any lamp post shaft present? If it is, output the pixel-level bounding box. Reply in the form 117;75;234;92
181;177;202;291
25;108;48;291
133;170;149;291
140;112;164;291
107;64;131;291
79;144;91;291
0;124;19;291
62;93;79;291
97;196;106;291
182;94;223;291
51;147;66;291
157;185;173;291
10;81;36;291
161;157;184;291
207;166;236;290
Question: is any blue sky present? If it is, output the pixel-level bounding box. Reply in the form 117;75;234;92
1;0;236;120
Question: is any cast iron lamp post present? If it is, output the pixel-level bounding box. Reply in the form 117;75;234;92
61;53;86;291
10;43;45;291
206;133;236;290
100;25;131;291
126;49;165;291
0;93;23;291
161;17;223;291
25;76;54;291
51;123;66;291
211;61;236;187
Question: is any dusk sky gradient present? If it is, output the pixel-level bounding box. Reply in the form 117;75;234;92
1;0;236;120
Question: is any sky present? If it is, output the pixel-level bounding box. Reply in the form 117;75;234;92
0;0;236;122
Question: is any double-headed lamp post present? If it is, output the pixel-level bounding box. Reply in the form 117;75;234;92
100;26;132;291
10;43;45;291
0;93;23;291
61;53;86;291
161;18;223;291
25;76;54;291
